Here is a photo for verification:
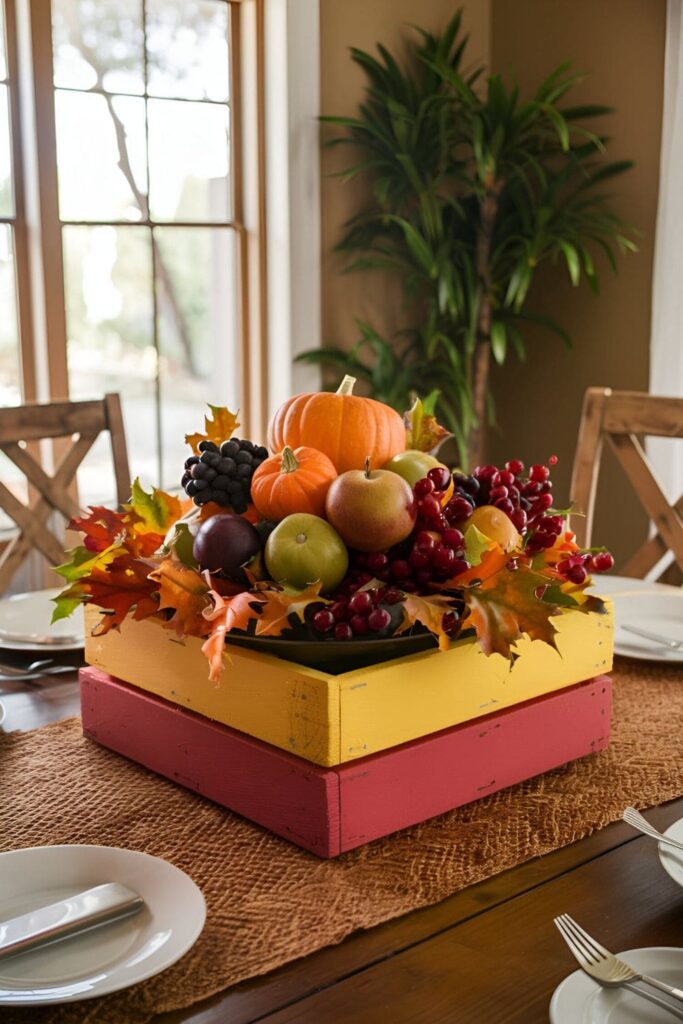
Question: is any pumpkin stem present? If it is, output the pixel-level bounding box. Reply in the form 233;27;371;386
280;446;299;474
364;456;372;478
336;375;356;396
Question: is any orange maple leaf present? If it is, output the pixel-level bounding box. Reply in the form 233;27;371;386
201;582;264;681
185;405;241;454
395;591;458;650
253;582;328;637
149;559;212;637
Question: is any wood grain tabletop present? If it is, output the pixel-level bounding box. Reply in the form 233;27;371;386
3;666;682;1024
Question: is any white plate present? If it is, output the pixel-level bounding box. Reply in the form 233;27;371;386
0;589;84;652
588;576;683;663
659;817;683;888
550;947;683;1022
0;844;205;1005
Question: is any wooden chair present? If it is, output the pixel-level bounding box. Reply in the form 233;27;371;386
570;387;683;580
0;394;130;592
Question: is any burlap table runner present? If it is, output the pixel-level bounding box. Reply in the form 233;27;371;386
1;661;682;1024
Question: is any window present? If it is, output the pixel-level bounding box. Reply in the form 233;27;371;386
2;0;266;504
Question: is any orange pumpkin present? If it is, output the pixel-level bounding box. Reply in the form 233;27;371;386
250;446;337;520
267;375;406;474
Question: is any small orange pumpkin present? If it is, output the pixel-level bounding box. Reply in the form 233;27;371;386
250;446;337;521
267;375;406;474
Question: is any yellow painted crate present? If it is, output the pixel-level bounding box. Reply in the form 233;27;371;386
85;601;613;767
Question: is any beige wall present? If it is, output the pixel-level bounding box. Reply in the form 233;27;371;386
489;0;666;566
319;0;666;566
319;0;491;365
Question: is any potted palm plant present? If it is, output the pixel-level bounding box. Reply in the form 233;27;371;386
298;12;636;466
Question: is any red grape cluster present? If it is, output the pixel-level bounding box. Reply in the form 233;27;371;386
311;586;401;639
555;550;614;585
449;457;557;535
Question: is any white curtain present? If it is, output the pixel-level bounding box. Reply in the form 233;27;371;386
649;0;683;503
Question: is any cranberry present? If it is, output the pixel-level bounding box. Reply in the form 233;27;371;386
417;494;442;521
567;564;588;585
446;497;474;520
442;528;464;549
432;545;455;572
350;614;370;636
593;551;615;572
530;464;550;483
368;607;391;632
492;470;515;488
312;609;335;633
390;559;412;580
414;477;435;499
489;485;509;502
505;459;525;476
349;590;373;615
330;600;349;622
366;552;388;573
414;531;437;553
427;466;451;491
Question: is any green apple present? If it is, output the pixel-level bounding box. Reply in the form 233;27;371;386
265;513;348;593
384;449;445;488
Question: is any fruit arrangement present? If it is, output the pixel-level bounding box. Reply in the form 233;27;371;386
53;377;613;681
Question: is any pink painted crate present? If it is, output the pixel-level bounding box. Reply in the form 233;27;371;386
80;668;611;857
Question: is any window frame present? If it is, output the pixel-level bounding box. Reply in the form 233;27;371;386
5;0;269;447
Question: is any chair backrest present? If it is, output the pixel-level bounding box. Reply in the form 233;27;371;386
570;387;683;580
0;393;130;593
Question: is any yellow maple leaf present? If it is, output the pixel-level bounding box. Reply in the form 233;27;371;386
185;405;241;454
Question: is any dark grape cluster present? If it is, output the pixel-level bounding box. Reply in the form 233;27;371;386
181;438;269;512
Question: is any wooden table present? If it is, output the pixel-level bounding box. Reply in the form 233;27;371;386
3;667;683;1024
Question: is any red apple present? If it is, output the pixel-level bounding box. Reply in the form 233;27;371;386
325;460;416;552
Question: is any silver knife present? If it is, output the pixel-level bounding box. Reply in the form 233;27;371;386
622;624;683;650
0;883;145;961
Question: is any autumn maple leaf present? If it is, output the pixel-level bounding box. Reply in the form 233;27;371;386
185;405;241;454
149;559;212;637
201;582;265;681
85;555;159;635
395;591;459;650
69;506;126;553
461;564;566;658
124;479;186;535
253;582;329;637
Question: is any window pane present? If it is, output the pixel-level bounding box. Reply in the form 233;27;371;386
0;0;7;82
63;225;158;500
55;91;147;222
148;99;230;222
0;223;20;405
0;84;12;216
146;0;229;102
155;227;238;488
52;0;144;95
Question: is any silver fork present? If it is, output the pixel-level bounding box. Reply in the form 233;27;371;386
0;658;54;676
555;914;683;1018
623;807;683;855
